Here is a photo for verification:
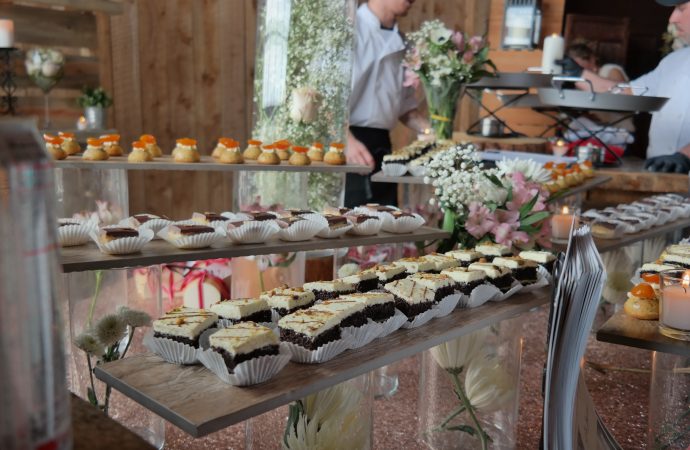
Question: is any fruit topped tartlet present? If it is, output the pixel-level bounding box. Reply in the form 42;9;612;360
82;138;109;161
243;139;262;160
44;134;66;160
173;138;201;163
307;142;324;161
101;134;124;156
58;131;80;155
140;134;162;157
128;140;153;162
324;142;346;165
288;146;311;166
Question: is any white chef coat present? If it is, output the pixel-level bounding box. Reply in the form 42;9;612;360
349;3;418;131
632;46;690;158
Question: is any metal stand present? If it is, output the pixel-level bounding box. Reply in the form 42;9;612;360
0;47;17;115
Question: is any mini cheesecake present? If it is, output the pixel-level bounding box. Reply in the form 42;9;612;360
639;262;680;275
423;253;459;272
303;280;356;301
208;322;279;372
407;272;457;300
392;257;435;274
340;270;379;293
365;264;407;285
152;307;218;347
98;227;139;244
444;249;482;267
518;250;556;272
468;262;514;293
311;298;368;328
192;212;229;224
493;257;539;285
210;298;272;324
339;292;396;322
440;267;487;295
278;309;341;350
659;253;690;269
260;286;316;317
474;243;512;260
384;278;437;319
663;245;690;257
166;224;215;240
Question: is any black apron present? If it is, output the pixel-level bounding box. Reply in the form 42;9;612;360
345;126;398;207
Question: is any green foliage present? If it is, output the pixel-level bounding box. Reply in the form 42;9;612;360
77;86;113;108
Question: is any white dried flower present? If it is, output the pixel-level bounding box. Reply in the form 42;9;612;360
94;314;127;347
337;263;360;279
496;158;551;183
74;332;105;356
430;328;489;371
288;86;320;124
117;306;151;328
465;352;515;412
475;175;508;204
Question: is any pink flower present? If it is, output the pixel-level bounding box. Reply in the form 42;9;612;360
469;35;484;53
403;68;420;89
536;220;553;249
451;31;465;50
405;47;422;71
463;51;475;63
465;202;496;239
491;209;529;247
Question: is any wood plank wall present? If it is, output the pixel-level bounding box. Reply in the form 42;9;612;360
0;2;101;129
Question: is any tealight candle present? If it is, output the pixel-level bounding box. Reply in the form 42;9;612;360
542;34;564;75
552;139;568;157
417;128;435;142
77;116;87;130
660;270;690;340
551;206;578;242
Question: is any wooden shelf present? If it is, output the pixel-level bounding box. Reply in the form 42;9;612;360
596;311;690;358
53;155;371;174
94;288;550;437
60;226;449;273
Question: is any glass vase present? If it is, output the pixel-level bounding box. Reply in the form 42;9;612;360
649;351;690;449
231;253;306;298
64;267;165;449
54;167;128;224
422;79;464;140
418;317;524;449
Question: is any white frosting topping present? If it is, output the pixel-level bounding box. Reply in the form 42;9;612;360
153;307;218;339
640;263;679;272
311;299;366;320
341;271;377;284
392;257;435;273
441;267;486;283
339;292;394;306
210;298;269;320
303;280;356;292
209;322;277;356
468;262;511;279
445;249;482;262
661;253;690;265
278;309;340;337
474;243;511;256
384;278;436;304
493;257;537;270
260;287;315;309
424;253;460;271
408;272;455;289
176;144;197;151
368;264;406;280
518;251;555;264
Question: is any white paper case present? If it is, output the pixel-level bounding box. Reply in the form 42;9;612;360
352;206;398;229
226;220;280;244
381;213;425;234
381;163;408;177
143;331;200;365
401;293;461;328
347;217;383;236
377;309;408;337
407;164;427;177
119;217;172;238
279;214;328;241
459;283;502;309
158;225;225;249
342;322;382;349
57;219;97;247
198;344;291;386
283;337;351;364
90;228;154;255
317;223;353;238
491;280;524;302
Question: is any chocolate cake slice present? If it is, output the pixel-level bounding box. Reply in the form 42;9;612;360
303;280;356;301
311;298;368;328
339;292;396;322
260;286;315;317
468;262;514;293
99;227;139;243
152;307;218;347
440;267;487;295
210;298;272;324
493;257;539;285
278;309;341;350
208;322;279;372
384;278;436;319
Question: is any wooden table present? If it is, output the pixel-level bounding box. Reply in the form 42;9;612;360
60;226;449;273
596;311;690;358
94;288;550;437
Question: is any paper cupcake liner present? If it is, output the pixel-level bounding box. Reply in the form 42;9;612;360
317;223;354;239
381;213;426;234
279;215;328;242
491;280;524;302
119;217;172;239
401;307;437;329
198;344;291;386
283;337;351;364
217;318;275;329
377;309;408;338
433;293;461;318
220;212;241;221
351;207;398;229
656;211;671;226
58;220;97;247
226;221;280;244
458;284;502;309
342;321;382;349
143;331;200;365
347;217;383;236
407;164;427;177
382;163;408;177
90;228;154;255
157;225;225;249
518;270;550;293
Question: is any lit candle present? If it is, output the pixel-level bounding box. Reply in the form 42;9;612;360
417;128;435;142
541;34;564;75
77;116;87;130
551;206;578;241
0;19;14;48
660;270;690;334
552;139;568;157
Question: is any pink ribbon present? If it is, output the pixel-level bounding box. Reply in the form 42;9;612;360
180;270;230;308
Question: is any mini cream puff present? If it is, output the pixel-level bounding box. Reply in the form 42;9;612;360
288;145;311;166
58;132;81;155
44;135;66;160
624;282;659;320
257;144;281;165
173;138;201;163
307;142;324;161
101;134;124;156
243;139;262;160
219;139;244;164
128;141;153;162
323;142;346;165
140;134;162;158
212;137;234;160
82;138;109;161
274;140;291;161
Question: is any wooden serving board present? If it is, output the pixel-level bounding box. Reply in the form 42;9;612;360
60;226;449;273
596;311;690;357
94;289;550;437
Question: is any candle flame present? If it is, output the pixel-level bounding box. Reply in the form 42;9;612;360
562;206;569;214
682;270;690;288
78;116;86;123
423;128;430;135
556;139;565;146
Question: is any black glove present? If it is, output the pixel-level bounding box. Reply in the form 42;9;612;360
644;152;690;173
556;56;584;78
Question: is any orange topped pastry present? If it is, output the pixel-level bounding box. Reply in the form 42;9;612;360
173;137;200;163
257;144;280;165
212;137;236;159
44;136;66;160
57;131;81;155
289;146;311;166
324;142;346;165
83;138;109;161
244;139;263;160
218;138;243;164
140;134;162;157
624;282;659;320
274;141;291;160
129;140;153;162
101;134;124;157
307;142;324;162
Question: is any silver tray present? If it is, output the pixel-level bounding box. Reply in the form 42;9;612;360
467;72;553;90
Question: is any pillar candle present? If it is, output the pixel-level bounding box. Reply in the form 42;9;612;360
661;284;690;331
542;34;564;75
0;19;14;48
551;206;578;240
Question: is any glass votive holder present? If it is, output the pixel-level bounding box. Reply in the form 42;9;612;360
550;205;580;244
659;269;690;341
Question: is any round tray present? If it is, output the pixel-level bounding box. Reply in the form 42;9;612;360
467;72;554;90
537;88;668;113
